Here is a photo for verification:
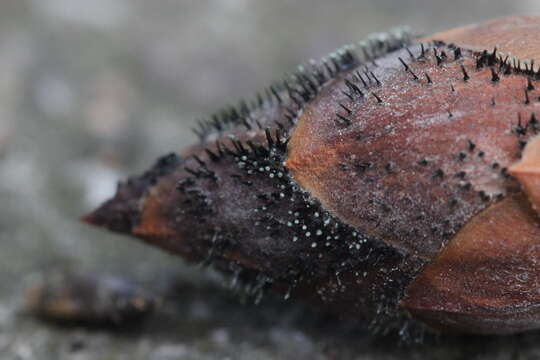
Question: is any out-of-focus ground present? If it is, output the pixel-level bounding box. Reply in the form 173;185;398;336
1;1;540;359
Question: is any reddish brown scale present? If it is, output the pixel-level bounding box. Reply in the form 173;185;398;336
284;32;540;333
402;193;540;334
85;17;540;337
286;44;536;259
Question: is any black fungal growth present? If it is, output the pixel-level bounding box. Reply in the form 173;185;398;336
192;28;415;143
87;27;430;341
176;129;424;338
172;30;436;341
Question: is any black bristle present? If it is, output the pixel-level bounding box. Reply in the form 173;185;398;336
398;57;419;80
345;78;364;97
356;70;369;87
339;103;353;115
205;148;220;162
270;85;282;104
454;47;462;60
336;113;352;127
385;161;396;172
184;166;200;178
265;128;274;148
215;141;225;156
231;139;247;154
501;55;509;67
419;43;426;59
341;90;354;101
530;113;540;133
528;78;535;91
504;61;513;75
406;47;415;59
363;70;373;83
370;71;382;86
476;50;488;69
192;127;204;140
241;117;252;130
490;68;500;82
461;65;470;81
372;92;383;103
433;168;444;179
488;48;497;66
284;114;294;126
455;171;466;179
193;154;207;167
479;191;491;202
323;60;335;77
434;52;443;66
440;50;448;60
515;113;528;136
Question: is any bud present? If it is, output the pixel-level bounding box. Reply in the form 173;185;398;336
85;16;540;336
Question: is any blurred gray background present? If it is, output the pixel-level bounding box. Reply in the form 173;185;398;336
0;1;539;359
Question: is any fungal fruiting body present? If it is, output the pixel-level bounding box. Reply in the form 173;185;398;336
85;16;540;337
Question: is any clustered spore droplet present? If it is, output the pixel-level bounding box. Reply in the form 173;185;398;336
176;125;425;338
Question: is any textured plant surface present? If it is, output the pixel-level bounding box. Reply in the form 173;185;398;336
3;1;540;359
86;16;540;339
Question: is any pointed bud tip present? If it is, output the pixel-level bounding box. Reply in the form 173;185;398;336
80;195;138;234
80;211;98;226
80;153;183;235
79;176;151;235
